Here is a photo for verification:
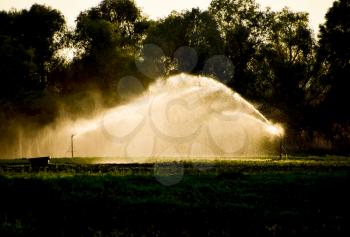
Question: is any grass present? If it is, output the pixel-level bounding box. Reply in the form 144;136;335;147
0;157;349;236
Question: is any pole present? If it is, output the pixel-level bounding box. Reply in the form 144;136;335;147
71;134;75;158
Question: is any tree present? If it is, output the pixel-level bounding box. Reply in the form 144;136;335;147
209;0;264;96
0;5;66;98
246;8;316;129
144;8;224;75
316;0;350;150
0;4;66;124
75;0;148;56
0;4;65;94
209;1;316;125
318;0;350;122
72;0;149;93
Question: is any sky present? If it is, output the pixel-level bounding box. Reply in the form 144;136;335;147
0;0;336;34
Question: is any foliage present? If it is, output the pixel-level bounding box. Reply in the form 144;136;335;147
0;159;350;236
144;8;224;75
252;9;316;127
0;4;66;130
209;0;262;94
317;0;350;122
0;5;66;98
71;0;149;93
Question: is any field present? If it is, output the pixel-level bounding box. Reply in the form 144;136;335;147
0;157;350;236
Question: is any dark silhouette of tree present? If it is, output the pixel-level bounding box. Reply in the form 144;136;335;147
209;0;265;95
316;0;350;150
144;8;224;75
0;4;66;124
252;8;315;121
75;0;148;56
209;1;316;130
69;0;149;96
318;0;350;121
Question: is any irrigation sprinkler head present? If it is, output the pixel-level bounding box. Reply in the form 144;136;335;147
264;123;286;159
266;124;285;137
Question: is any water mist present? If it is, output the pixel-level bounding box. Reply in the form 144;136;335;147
5;74;284;162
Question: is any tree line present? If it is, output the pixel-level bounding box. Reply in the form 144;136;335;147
0;0;349;154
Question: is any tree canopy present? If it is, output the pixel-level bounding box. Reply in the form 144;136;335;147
0;4;66;124
144;8;224;76
318;0;350;121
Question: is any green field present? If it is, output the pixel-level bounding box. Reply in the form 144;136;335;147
1;157;350;236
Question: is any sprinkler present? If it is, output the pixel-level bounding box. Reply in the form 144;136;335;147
279;135;288;160
278;129;287;160
71;134;75;158
265;124;285;159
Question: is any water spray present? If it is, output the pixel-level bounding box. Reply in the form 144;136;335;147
12;74;286;159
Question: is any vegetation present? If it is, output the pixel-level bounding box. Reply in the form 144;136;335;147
0;158;350;236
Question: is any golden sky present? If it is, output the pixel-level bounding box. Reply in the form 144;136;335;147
0;0;335;34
